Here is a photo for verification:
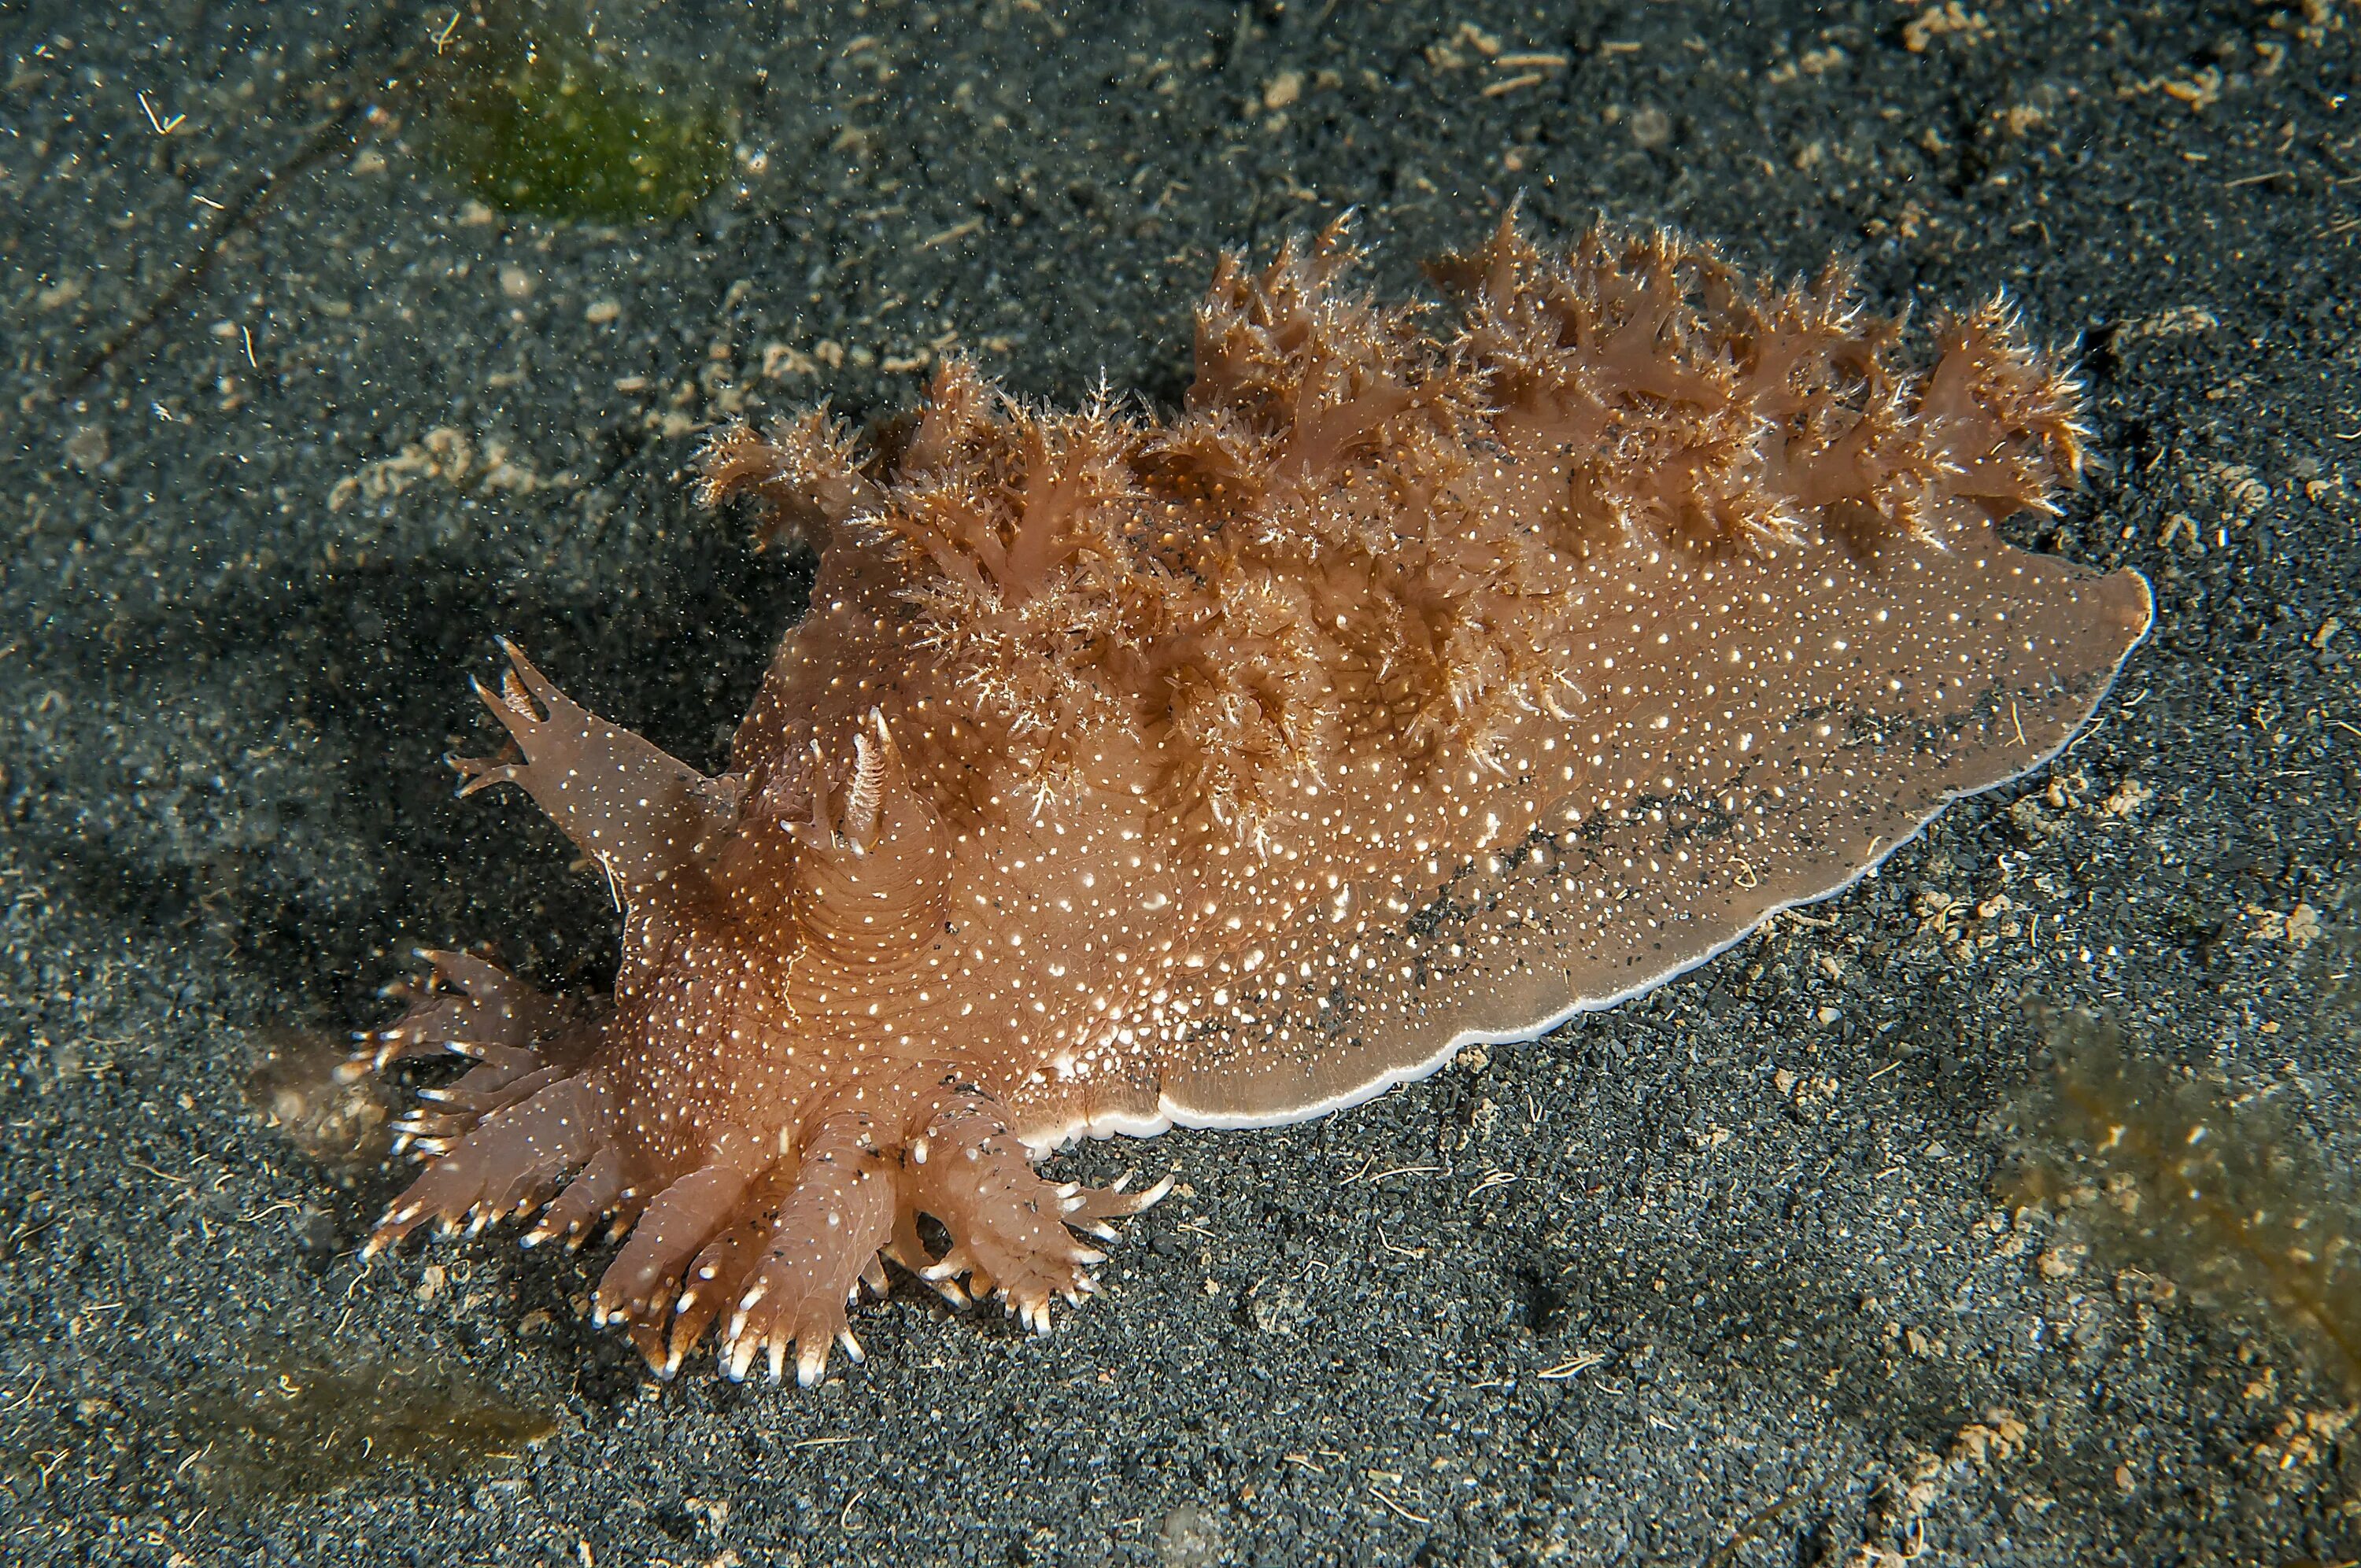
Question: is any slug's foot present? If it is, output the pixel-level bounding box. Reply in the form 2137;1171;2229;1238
592;1162;757;1333
704;1078;1169;1386
722;1118;902;1385
907;1092;1172;1334
346;947;586;1079
354;950;621;1258
362;1070;619;1256
360;1045;1169;1388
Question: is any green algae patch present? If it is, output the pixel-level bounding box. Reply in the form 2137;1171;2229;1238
173;1337;557;1503
2001;1005;2361;1393
430;10;732;224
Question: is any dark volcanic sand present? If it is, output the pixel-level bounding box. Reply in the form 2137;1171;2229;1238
4;2;2359;1563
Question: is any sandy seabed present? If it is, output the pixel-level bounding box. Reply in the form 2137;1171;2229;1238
2;2;2357;1563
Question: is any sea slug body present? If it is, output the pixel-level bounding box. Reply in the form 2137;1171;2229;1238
351;216;2152;1384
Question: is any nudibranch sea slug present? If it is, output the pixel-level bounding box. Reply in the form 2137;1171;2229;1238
353;217;2152;1385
